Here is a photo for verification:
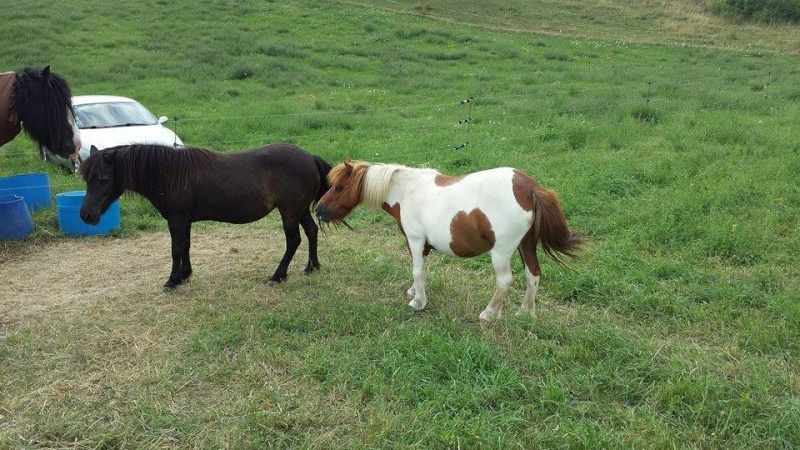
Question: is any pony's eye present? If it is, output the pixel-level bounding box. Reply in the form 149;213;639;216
335;186;344;192
100;178;109;186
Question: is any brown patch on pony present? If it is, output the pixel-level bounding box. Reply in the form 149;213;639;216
382;202;405;236
434;174;465;187
511;169;536;212
320;160;370;221
328;160;370;204
449;209;496;257
512;170;584;264
532;187;583;265
518;233;542;277
382;202;433;256
0;72;20;145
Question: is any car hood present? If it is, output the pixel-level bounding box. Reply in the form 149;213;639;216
78;124;183;157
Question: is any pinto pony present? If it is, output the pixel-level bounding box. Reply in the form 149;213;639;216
0;66;81;161
315;160;582;326
80;143;331;289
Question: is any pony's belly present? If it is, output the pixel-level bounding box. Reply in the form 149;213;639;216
419;205;531;258
427;236;461;257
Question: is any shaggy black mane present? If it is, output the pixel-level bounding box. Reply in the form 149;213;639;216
80;144;224;197
14;66;75;153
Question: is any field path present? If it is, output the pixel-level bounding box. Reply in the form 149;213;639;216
0;225;288;325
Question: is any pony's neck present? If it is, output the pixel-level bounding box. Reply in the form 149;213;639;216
362;164;403;207
365;165;438;207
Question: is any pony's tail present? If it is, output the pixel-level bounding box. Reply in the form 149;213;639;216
312;155;333;204
532;185;583;266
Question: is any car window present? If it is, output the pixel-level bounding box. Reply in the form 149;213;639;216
74;102;159;128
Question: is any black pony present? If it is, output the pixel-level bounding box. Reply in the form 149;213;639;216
79;143;332;289
0;66;80;160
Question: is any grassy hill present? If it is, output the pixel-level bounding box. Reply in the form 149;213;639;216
345;0;800;54
1;0;798;448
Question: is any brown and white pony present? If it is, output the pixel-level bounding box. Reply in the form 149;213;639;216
315;160;583;326
0;66;81;162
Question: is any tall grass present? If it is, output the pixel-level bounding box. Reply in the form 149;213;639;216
1;0;798;448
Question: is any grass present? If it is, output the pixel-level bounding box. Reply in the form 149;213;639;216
1;0;799;448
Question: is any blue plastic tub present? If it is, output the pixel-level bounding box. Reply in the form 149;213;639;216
57;190;120;236
0;194;35;241
0;173;52;211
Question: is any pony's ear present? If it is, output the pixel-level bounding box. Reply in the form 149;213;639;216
102;148;116;162
343;160;354;172
42;66;51;78
90;145;99;156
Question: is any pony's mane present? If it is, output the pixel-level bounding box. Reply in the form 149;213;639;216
14;67;74;150
329;160;439;207
81;144;225;196
363;163;407;207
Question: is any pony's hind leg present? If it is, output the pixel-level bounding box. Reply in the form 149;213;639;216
479;251;514;327
517;238;541;318
180;231;193;283
299;211;320;275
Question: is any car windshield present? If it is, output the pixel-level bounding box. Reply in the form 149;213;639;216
74;101;158;129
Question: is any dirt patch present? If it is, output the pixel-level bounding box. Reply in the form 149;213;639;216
0;224;292;324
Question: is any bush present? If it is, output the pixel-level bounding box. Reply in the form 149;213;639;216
712;0;800;23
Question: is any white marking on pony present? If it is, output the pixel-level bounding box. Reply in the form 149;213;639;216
69;111;81;159
479;252;514;327
517;274;540;317
407;237;428;311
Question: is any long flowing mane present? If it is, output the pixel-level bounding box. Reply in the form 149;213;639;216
80;144;225;197
328;160;437;207
363;163;409;206
14;67;74;150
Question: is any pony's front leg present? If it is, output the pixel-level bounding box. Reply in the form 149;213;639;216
406;238;428;311
479;251;514;327
165;217;192;289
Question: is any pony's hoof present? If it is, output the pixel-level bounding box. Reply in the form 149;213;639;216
408;298;426;311
515;308;535;318
480;318;491;330
302;263;320;275
163;282;178;291
267;278;284;286
479;309;501;324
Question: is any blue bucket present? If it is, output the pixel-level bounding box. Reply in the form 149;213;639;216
0;173;52;211
0;194;35;241
57;190;120;236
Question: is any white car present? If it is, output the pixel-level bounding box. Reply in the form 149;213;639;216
48;95;184;171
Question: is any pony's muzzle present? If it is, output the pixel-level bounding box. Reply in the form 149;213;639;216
315;204;331;223
80;209;100;225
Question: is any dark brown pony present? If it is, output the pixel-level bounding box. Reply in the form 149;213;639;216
80;143;331;289
0;66;81;160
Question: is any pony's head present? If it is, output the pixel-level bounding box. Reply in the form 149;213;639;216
79;146;125;225
15;66;81;160
315;160;370;223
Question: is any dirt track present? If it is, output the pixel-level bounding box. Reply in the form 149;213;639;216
0;225;290;325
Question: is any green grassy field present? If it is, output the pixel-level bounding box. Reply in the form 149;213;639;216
1;0;799;448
